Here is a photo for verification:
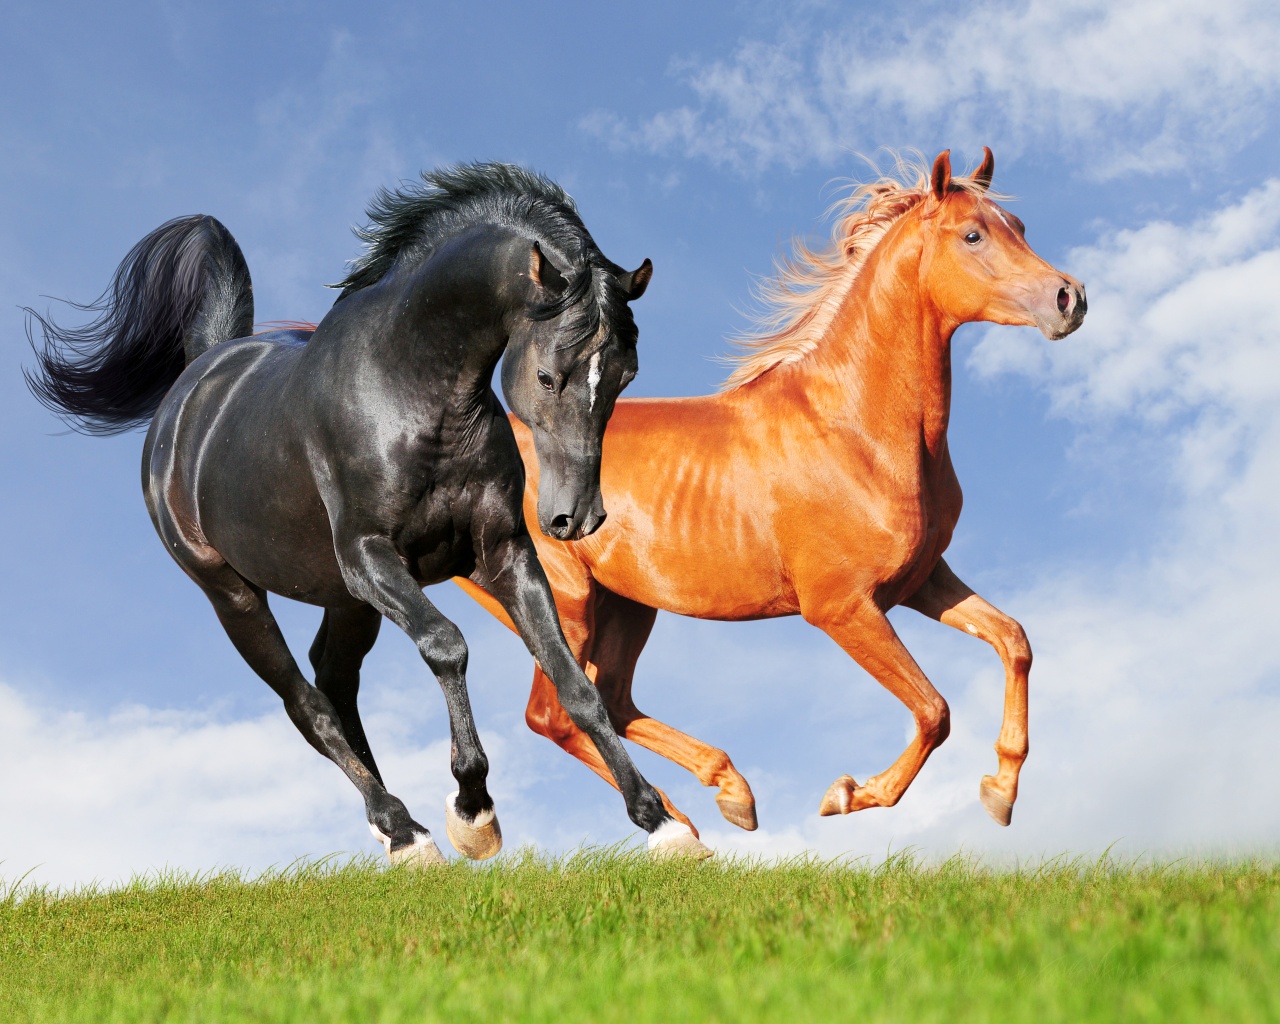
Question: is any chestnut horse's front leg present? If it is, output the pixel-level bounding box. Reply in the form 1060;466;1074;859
804;595;951;816
904;557;1031;825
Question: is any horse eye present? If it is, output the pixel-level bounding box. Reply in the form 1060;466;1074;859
964;231;982;245
536;369;555;392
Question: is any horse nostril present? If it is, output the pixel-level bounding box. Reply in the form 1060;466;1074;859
550;513;573;535
1057;286;1071;315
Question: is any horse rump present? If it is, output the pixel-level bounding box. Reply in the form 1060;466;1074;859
24;215;253;435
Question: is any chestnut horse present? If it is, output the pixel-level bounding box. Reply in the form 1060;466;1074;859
456;148;1087;838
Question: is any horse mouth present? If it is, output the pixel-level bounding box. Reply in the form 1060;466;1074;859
542;508;608;542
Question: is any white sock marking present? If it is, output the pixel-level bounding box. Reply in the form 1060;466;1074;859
647;817;694;850
369;822;392;851
447;790;495;828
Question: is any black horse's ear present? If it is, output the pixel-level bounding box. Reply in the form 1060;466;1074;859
972;147;995;191
619;258;653;301
529;241;567;293
931;150;953;199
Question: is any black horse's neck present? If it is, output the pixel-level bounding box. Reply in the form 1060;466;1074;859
351;223;534;413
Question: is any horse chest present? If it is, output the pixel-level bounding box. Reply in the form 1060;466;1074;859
400;472;520;585
400;495;480;583
876;471;962;602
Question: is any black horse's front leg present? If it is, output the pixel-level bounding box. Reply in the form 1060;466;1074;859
335;533;501;860
475;533;711;858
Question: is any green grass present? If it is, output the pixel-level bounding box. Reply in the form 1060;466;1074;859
2;850;1277;1023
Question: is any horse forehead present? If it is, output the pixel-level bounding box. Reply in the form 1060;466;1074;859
569;311;631;367
983;199;1019;232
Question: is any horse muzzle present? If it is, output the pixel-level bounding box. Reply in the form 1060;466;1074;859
539;490;608;541
1034;275;1087;339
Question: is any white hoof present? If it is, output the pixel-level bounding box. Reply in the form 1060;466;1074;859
444;791;503;860
370;823;447;868
648;818;713;861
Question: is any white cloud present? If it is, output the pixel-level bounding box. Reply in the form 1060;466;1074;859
0;675;551;889
592;0;1280;176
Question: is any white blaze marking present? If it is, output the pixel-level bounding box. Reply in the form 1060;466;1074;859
587;351;602;411
989;202;1016;234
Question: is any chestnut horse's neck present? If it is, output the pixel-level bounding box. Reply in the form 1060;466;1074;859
737;213;957;461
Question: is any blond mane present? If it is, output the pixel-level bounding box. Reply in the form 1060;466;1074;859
721;154;996;390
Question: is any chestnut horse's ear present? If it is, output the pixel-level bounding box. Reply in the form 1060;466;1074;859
619;258;653;301
529;241;567;293
931;150;953;199
972;147;995;191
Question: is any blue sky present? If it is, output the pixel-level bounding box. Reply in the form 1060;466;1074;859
3;0;1279;885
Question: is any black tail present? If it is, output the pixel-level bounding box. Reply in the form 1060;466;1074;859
24;215;253;436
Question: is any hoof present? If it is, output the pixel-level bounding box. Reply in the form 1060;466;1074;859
648;819;714;861
445;792;503;860
371;824;447;868
980;778;1014;826
715;794;759;831
818;774;859;816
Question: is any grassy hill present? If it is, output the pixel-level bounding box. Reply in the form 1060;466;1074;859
2;851;1276;1023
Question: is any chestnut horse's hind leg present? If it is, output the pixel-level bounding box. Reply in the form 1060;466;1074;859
473;535;704;858
524;666;700;836
193;561;445;867
806;597;951;816
589;589;758;831
455;574;702;835
905;558;1030;826
309;605;385;785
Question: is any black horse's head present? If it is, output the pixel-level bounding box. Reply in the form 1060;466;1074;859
502;242;651;541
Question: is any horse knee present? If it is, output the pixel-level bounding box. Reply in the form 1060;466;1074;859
555;680;612;735
421;623;468;679
918;697;951;747
1002;622;1032;676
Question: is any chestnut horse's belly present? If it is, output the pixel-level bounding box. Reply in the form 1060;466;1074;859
583;505;798;621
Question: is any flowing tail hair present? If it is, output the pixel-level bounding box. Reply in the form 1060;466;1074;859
24;215;253;436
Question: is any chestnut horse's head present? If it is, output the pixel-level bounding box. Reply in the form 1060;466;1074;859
920;148;1086;340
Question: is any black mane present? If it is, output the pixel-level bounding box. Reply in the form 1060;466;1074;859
332;163;608;307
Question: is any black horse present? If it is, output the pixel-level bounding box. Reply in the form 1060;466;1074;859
27;164;710;864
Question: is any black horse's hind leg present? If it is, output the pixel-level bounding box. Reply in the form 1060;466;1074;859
334;535;501;860
193;563;444;865
309;605;384;784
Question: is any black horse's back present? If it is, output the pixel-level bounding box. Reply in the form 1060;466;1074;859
25;215;253;435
